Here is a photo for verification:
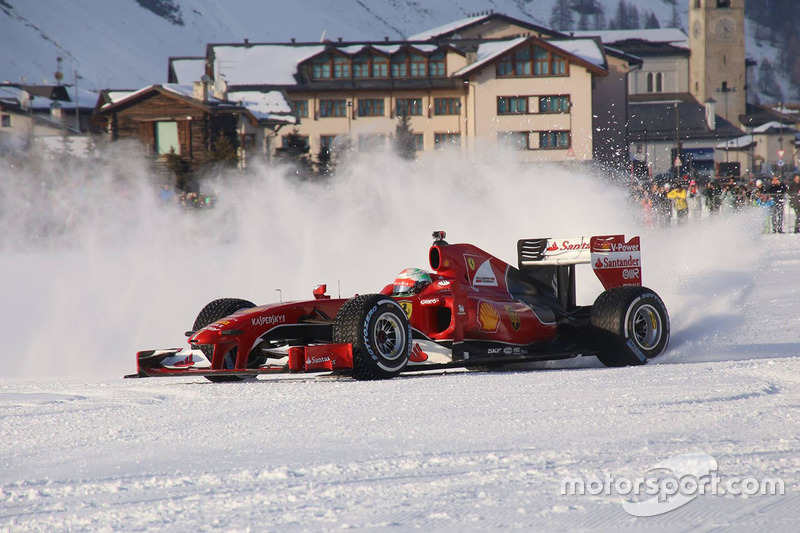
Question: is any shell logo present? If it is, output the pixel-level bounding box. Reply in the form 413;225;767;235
478;301;500;333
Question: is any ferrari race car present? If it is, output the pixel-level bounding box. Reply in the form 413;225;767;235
128;232;669;382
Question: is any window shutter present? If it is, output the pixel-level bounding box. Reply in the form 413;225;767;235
139;122;154;153
179;120;192;158
529;96;539;113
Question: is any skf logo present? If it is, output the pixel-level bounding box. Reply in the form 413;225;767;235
478;301;500;333
505;305;521;331
398;301;413;319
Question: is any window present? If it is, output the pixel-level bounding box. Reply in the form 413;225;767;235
497;44;569;77
717;0;731;7
501;131;529;150
155;121;179;155
414;133;424;151
1;114;10;127
319;99;348;118
354;58;370;78
498;96;528;114
434;97;461;115
534;47;550;75
333;56;351;78
539;95;570;113
358;98;384;117
429;52;446;77
372;56;388;78
434;132;461;149
391;59;408;77
311;61;331;80
646;72;663;93
291;100;309;118
539;131;571;149
396;98;422;116
410;53;427;77
320;135;336;153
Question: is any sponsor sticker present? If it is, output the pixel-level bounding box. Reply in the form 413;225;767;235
505;305;521;331
251;315;286;327
478;301;500;333
398;301;413;318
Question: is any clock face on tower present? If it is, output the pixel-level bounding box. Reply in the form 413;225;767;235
693;20;702;39
715;17;735;40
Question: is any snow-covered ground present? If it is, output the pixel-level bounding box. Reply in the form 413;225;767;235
1;151;799;530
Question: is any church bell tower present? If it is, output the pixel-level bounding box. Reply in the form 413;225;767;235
689;0;746;127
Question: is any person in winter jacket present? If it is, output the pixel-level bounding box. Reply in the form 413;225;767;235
788;173;800;234
667;183;689;224
767;176;788;233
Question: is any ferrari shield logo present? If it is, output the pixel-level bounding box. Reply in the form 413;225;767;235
505;305;521;331
398;301;413;319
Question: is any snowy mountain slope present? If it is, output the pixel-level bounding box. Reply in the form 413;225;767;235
2;0;689;91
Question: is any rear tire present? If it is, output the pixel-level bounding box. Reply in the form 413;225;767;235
590;286;669;367
192;298;256;382
333;294;411;380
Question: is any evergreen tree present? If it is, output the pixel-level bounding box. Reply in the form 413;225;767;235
758;59;784;101
644;10;660;29
205;135;238;169
393;114;416;161
669;1;681;30
549;0;574;31
275;129;313;178
316;146;334;177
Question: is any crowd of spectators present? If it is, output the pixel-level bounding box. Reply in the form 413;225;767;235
160;184;217;209
630;171;800;234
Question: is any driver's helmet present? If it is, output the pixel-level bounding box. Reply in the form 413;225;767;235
392;268;432;296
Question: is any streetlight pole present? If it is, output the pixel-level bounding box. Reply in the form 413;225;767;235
716;83;736;165
779;101;785;179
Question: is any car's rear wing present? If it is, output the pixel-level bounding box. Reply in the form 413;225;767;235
517;235;642;308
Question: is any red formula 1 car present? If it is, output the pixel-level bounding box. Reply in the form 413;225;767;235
128;232;669;381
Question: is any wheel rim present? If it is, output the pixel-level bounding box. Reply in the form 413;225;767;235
372;312;406;361
630;303;662;351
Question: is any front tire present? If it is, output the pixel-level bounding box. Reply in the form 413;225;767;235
590;286;669;367
333;294;411;380
192;298;256;382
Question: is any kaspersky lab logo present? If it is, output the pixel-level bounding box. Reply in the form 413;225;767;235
561;453;784;517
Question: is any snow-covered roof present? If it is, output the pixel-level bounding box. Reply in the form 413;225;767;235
453;37;606;77
227;90;296;124
452;37;527;76
551;39;606;69
717;135;755;150
170;58;206;84
211;44;324;86
407;14;490;41
100;84;225;110
106;91;137;104
752;120;795;133
571;28;689;49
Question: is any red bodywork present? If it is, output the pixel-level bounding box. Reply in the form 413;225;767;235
132;234;642;378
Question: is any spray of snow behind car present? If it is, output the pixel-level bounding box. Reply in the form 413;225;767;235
0;145;765;378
